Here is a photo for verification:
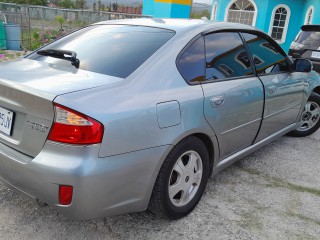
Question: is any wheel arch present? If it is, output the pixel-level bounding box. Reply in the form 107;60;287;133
313;86;320;96
157;130;219;181
192;133;216;170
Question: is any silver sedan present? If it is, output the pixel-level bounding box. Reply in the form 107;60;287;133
0;19;320;220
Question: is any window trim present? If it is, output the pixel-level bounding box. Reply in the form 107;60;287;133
239;31;292;77
268;4;291;44
224;0;258;27
176;29;292;86
304;6;314;25
211;1;218;21
203;31;256;84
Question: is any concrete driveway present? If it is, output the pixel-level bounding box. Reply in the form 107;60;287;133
1;130;320;240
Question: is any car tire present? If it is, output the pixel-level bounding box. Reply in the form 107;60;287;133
288;92;320;137
148;136;210;219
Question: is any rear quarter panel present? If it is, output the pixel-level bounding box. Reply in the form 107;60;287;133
54;29;216;158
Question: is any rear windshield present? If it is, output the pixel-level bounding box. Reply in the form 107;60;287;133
27;25;175;78
295;30;320;46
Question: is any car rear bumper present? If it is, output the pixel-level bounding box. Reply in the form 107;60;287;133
0;141;171;220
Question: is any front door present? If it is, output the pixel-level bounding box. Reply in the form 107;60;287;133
241;33;305;142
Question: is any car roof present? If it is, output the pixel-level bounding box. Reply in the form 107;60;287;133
93;18;257;34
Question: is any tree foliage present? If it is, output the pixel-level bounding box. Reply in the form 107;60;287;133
191;10;210;19
75;0;86;9
58;0;75;8
4;0;47;6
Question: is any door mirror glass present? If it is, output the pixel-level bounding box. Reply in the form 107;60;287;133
294;59;313;72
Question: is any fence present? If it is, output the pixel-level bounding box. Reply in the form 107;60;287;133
0;2;149;51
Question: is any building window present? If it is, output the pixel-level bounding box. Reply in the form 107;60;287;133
211;1;218;20
269;5;291;43
305;6;314;25
225;0;257;26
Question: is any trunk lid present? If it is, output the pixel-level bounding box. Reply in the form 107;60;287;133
0;59;123;95
0;59;122;158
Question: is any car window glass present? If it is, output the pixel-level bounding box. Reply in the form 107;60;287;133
204;32;254;81
242;33;289;75
27;25;175;78
295;31;320;46
177;37;205;83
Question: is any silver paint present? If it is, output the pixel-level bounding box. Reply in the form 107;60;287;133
0;19;320;220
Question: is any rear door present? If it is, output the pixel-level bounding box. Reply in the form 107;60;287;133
241;33;305;142
201;32;264;159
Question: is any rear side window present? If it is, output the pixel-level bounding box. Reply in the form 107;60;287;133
242;33;289;75
27;25;175;78
204;32;254;81
177;37;205;84
295;31;320;46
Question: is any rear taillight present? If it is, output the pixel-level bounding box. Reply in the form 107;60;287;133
48;104;103;144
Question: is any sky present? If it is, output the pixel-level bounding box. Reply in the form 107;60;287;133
194;0;212;4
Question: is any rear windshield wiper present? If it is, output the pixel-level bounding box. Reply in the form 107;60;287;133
37;49;80;68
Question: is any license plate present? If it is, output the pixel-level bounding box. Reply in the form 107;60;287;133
0;106;14;136
311;51;320;59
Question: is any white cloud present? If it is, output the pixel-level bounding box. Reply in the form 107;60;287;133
194;0;212;4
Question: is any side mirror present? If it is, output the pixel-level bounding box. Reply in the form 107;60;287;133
294;59;313;72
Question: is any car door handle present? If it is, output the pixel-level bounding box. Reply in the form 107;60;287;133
210;96;225;107
267;86;277;94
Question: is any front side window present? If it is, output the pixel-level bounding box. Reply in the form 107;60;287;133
226;0;256;26
242;33;289;75
27;25;175;78
270;5;290;43
204;32;254;81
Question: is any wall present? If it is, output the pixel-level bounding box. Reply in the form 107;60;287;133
212;0;314;52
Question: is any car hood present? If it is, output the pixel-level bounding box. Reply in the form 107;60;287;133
0;58;123;95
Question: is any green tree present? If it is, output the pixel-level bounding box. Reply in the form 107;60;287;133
191;10;210;19
6;0;47;6
58;0;75;8
75;0;86;9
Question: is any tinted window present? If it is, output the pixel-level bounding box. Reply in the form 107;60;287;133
295;31;320;46
177;37;205;84
27;25;175;78
204;32;254;81
242;33;289;75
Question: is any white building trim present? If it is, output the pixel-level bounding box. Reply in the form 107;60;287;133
304;5;314;25
210;1;218;21
224;0;258;27
268;4;291;44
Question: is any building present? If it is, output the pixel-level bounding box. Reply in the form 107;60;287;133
211;0;320;51
143;0;192;19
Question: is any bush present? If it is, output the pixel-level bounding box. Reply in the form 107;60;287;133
31;28;67;50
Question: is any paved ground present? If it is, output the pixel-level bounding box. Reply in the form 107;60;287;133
1;130;320;240
1;54;320;239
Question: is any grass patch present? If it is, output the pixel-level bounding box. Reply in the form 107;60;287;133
240;168;320;197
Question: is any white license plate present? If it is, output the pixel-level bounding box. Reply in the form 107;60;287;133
0;106;14;136
311;51;320;59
